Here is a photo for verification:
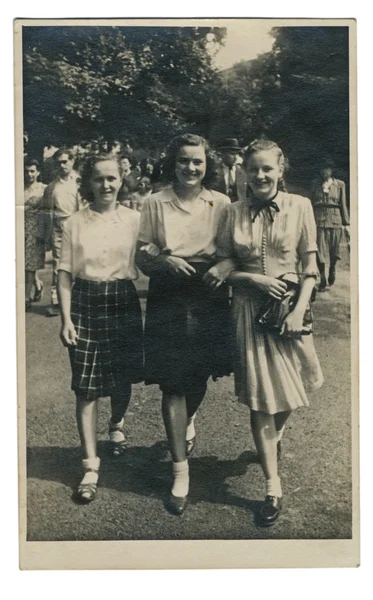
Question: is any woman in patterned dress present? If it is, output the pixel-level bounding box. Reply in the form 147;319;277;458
24;159;46;310
58;154;143;502
210;139;324;526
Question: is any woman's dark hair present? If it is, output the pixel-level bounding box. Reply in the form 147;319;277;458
79;153;124;203
244;139;288;192
24;158;41;171
54;147;75;162
161;133;218;188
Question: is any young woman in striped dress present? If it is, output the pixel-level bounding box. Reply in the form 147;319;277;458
58;154;143;502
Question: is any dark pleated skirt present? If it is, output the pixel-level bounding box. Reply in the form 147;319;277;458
144;263;233;393
68;278;144;400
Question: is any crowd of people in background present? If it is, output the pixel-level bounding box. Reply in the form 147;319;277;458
23;133;350;527
24;136;349;316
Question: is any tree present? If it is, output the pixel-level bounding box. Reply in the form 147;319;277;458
215;26;350;189
23;25;226;158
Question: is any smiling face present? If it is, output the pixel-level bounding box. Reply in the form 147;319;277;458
175;145;207;189
90;160;122;208
25;165;39;185
246;149;283;200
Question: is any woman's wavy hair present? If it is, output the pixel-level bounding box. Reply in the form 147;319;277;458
161;133;219;188
244;139;288;193
79;153;124;204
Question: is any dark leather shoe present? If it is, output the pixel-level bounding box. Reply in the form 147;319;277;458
328;268;336;286
186;437;196;458
258;495;283;527
167;494;188;516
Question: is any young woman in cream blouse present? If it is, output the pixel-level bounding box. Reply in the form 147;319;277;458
136;134;234;516
58;154;143;502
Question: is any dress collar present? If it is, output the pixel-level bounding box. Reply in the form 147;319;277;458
84;204;129;224
159;185;214;206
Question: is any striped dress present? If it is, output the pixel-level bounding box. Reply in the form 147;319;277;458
216;192;324;414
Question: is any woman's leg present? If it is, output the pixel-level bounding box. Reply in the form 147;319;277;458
274;410;291;439
76;396;98;460
185;381;207;420
185;381;207;449
162;392;188;463
274;410;291;460
250;410;280;494
162;392;189;504
110;383;131;424
75;395;100;501
109;384;132;455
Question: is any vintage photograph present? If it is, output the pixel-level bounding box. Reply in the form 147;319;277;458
15;18;358;569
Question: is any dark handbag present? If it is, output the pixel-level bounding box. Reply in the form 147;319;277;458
257;272;313;336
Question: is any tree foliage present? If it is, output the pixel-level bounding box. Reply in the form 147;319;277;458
23;24;350;190
221;26;349;185
23;26;226;157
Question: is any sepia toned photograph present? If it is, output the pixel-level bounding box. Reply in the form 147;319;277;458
15;18;358;569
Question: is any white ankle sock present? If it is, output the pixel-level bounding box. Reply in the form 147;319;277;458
172;460;189;497
266;476;282;498
186;415;196;442
81;457;100;485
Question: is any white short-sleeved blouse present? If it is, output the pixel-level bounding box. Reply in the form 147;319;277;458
58;205;140;282
138;186;230;263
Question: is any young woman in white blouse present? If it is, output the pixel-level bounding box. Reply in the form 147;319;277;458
58;154;143;502
136;134;233;516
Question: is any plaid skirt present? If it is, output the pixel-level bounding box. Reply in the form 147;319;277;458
144;263;233;393
68;278;143;400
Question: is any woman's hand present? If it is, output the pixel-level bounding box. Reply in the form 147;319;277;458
60;320;78;347
165;256;196;277
280;309;304;337
139;243;161;258
252;274;288;300
203;265;226;289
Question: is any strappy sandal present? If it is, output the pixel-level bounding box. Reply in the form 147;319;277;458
77;473;98;503
109;418;127;457
76;457;100;503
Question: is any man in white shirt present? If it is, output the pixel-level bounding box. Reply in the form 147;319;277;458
213;138;248;203
42;148;84;316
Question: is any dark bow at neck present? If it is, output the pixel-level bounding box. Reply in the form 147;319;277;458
251;191;280;222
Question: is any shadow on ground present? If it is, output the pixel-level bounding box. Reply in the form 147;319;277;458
27;443;261;514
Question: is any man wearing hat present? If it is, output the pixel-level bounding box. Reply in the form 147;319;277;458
213;138;248;203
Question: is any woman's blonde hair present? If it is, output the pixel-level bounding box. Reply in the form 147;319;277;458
244;139;288;192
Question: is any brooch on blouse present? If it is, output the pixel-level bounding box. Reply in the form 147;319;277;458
208;201;214;207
